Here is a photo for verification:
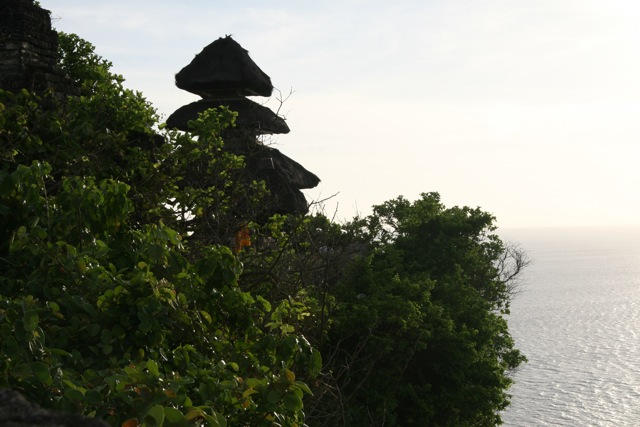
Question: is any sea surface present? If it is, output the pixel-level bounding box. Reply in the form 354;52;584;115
499;226;640;427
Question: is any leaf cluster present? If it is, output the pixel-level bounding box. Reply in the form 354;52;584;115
0;30;527;427
0;33;319;427
297;194;527;426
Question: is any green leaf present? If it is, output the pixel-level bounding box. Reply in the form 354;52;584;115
49;348;72;357
219;380;236;389
100;328;112;344
14;363;31;380
87;323;100;336
147;359;160;377
284;368;295;382
267;390;281;404
280;324;295;334
163;227;181;246
256;296;271;312
22;309;39;332
47;301;60;313
282;392;303;412
144;405;165;427
242;388;258;398
64;388;84;402
293;381;313;396
184;409;203;422
163;407;187;427
245;378;262;388
76;259;87;274
310;348;322;376
199;310;212;324
203;412;227;427
102;344;113;355
31;362;52;385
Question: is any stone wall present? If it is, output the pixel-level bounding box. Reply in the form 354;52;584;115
0;0;75;95
0;389;109;427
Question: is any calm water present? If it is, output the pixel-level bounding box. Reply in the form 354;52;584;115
499;226;640;427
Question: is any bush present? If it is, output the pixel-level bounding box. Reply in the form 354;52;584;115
0;34;319;427
0;31;525;427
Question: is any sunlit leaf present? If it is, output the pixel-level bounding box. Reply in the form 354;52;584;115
242;388;258;398
147;359;159;377
185;409;203;422
199;310;212;324
284;368;295;382
294;381;313;396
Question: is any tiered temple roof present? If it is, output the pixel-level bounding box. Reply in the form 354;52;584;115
167;35;320;215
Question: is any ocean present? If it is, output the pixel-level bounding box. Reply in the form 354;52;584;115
499;226;640;426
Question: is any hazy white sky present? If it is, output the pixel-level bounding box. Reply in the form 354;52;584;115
41;0;640;227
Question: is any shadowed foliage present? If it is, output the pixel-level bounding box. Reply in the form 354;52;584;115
0;10;526;426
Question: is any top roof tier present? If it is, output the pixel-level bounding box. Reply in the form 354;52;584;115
175;35;273;98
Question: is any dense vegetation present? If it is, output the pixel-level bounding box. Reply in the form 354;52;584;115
0;32;526;426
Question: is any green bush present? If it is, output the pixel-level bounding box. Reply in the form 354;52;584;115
0;29;526;427
302;194;527;426
0;34;319;427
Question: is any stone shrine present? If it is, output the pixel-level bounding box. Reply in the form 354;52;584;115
0;0;75;96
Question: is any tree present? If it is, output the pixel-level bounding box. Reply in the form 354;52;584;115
304;194;527;426
0;29;526;427
0;33;319;427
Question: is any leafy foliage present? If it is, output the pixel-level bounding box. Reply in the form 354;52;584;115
0;30;526;427
0;33;318;427
299;195;527;426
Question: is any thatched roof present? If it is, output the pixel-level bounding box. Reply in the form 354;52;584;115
262;177;310;215
246;145;320;215
249;144;320;190
166;98;290;134
175;36;273;98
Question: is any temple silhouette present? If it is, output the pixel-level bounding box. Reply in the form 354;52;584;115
166;36;320;216
0;2;319;219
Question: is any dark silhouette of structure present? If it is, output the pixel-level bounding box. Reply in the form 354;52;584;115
167;36;320;216
0;1;318;236
0;0;76;96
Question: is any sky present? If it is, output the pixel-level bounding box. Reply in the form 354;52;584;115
40;0;640;228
